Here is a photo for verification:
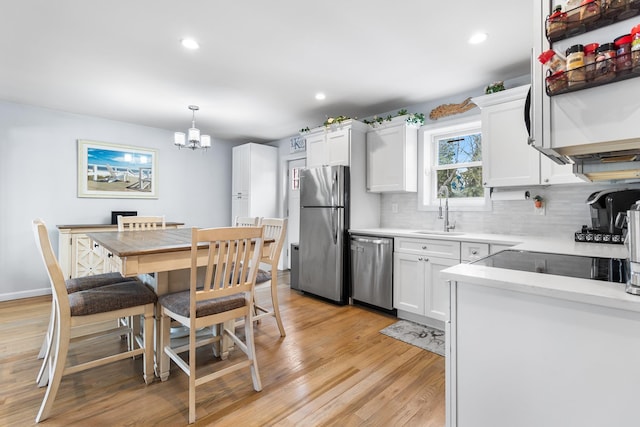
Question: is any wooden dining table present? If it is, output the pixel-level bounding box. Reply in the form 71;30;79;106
86;227;273;373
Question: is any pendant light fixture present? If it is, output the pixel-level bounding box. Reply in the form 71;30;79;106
174;105;211;150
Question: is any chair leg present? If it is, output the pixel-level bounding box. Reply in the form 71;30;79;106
38;302;54;359
269;271;286;337
188;331;197;424
36;303;56;386
35;314;70;423
142;308;154;385
243;311;262;392
159;310;171;382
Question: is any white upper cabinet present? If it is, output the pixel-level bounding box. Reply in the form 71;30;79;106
366;116;418;193
473;85;580;187
304;120;369;168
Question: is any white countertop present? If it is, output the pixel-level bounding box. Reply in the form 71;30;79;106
349;227;637;311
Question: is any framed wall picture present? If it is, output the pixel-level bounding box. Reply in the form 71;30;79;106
290;136;306;154
77;139;158;199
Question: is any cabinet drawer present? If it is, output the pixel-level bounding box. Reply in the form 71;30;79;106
461;242;489;263
395;237;460;259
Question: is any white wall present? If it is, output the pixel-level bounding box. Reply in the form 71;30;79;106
0;100;240;301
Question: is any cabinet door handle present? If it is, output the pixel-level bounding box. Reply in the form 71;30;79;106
94;243;99;248
422;245;427;250
108;253;113;258
471;249;478;255
418;257;423;261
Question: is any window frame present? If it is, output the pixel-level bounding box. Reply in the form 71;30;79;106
418;115;490;212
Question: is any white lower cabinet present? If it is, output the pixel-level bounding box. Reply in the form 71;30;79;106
393;237;461;326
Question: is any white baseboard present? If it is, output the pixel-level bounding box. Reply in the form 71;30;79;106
0;288;51;302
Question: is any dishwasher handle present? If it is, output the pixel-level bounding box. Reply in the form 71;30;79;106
351;236;391;245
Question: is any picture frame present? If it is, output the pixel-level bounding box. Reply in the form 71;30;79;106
289;136;306;153
77;139;158;199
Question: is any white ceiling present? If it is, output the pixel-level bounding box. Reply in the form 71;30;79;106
0;1;533;143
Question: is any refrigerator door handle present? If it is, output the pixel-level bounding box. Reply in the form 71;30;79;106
331;208;338;245
331;169;337;207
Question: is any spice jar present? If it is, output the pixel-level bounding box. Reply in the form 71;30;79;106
595;42;617;82
565;0;582;28
538;49;566;73
547;70;568;94
606;0;628;19
584;43;599;81
614;34;633;75
631;24;640;73
566;44;586;87
547;5;568;39
580;0;601;25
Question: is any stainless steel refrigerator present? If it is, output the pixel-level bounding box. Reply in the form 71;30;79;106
299;165;349;303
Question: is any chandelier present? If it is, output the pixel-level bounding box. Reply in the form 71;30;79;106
174;105;211;150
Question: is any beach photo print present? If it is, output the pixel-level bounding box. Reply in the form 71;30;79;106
77;140;158;199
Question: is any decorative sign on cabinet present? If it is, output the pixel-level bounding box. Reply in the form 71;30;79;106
366;116;418;193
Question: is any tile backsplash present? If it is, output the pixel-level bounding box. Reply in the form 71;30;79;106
381;183;640;237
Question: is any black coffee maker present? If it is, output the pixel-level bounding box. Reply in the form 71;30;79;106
583;189;640;241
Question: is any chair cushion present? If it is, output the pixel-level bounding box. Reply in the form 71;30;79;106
255;268;271;284
159;291;246;318
66;272;138;293
68;281;157;316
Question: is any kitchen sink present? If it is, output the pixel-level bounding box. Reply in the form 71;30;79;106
413;230;465;236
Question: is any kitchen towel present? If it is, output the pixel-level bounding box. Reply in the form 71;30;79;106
490;189;530;201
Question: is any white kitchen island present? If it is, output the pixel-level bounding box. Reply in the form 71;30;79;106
442;241;640;427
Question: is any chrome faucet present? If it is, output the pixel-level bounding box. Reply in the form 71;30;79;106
438;185;456;232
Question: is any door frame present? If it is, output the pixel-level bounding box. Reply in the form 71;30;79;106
278;152;306;270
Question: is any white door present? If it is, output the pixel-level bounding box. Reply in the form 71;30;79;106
287;158;305;268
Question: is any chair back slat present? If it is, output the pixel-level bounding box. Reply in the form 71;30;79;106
118;215;166;231
191;227;264;303
233;216;260;227
258;218;288;263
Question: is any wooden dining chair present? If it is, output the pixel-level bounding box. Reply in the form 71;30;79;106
32;219;157;423
35;272;138;387
233;216;260;227
158;226;264;424
253;217;288;337
117;215;166;231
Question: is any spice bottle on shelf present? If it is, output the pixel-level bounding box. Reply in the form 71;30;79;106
566;44;586;87
565;0;582;27
614;34;633;75
538;49;567;73
547;5;568;39
580;0;601;25
583;43;599;81
631;24;640;73
595;42;617;82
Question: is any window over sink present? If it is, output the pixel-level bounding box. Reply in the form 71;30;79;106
418;115;489;211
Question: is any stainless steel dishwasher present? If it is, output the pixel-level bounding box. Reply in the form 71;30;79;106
350;235;394;310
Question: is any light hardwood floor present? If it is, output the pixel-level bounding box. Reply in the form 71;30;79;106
0;272;445;426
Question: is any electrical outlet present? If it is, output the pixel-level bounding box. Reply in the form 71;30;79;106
391;203;399;213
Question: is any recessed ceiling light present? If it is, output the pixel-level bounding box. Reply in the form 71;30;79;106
468;32;488;45
181;38;200;50
315;93;326;100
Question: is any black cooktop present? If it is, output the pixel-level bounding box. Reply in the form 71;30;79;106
471;250;628;283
